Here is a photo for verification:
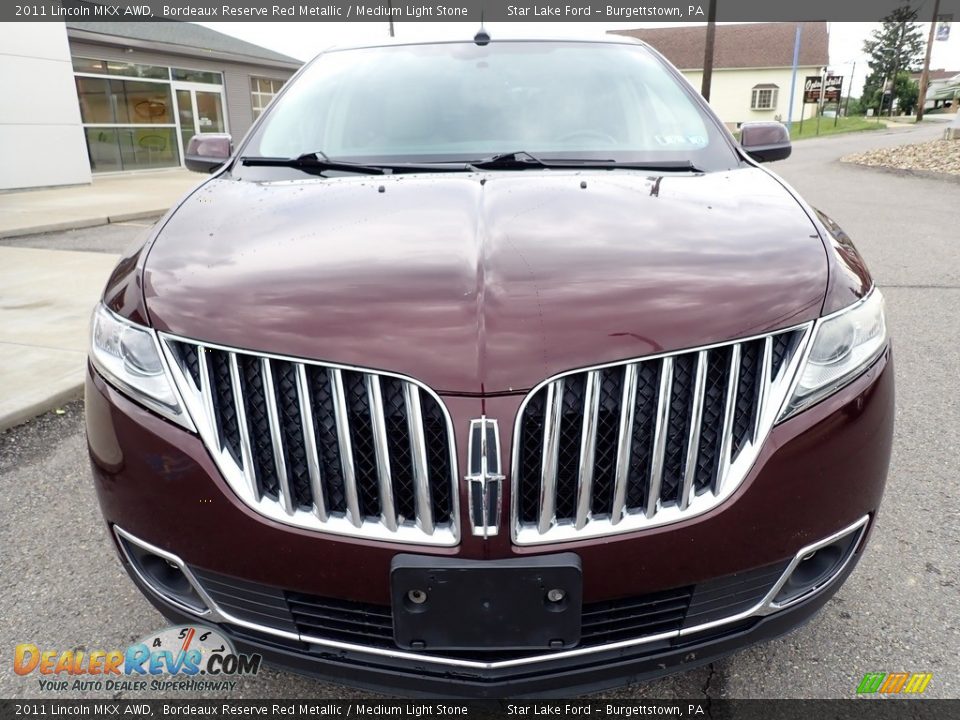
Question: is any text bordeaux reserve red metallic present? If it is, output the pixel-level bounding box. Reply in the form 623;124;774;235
86;36;894;697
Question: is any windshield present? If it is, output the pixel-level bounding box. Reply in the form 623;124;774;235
236;40;740;177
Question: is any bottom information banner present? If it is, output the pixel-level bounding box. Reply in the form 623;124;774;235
2;700;959;720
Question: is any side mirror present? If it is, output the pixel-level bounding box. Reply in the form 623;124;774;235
185;133;232;173
739;121;792;163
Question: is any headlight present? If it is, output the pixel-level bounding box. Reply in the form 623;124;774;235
780;289;887;420
90;304;193;429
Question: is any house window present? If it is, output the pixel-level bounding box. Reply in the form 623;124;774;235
251;77;285;119
751;84;779;110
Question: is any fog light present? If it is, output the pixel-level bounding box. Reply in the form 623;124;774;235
772;522;864;607
115;528;208;614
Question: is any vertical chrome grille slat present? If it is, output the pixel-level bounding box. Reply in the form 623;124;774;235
261;358;295;516
228;353;258;500
611;364;638;524
575;370;602;529
646;356;674;518
295;364;327;522
538;379;565;534
755;336;773;444
366;375;398;532
680;351;708;510
512;324;813;545
403;383;434;535
196;346;217;445
330;368;362;528
716;343;741;495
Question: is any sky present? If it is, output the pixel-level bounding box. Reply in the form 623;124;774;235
198;20;960;98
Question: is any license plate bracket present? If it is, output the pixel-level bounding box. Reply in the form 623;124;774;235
390;553;582;651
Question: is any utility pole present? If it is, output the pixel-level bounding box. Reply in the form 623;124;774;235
700;0;717;100
387;0;395;37
917;0;941;122
786;24;802;132
843;60;856;117
816;66;826;136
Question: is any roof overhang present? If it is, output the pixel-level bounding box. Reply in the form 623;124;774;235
674;65;825;72
66;28;302;71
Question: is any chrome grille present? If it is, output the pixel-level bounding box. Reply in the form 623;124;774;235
512;326;811;545
162;337;459;545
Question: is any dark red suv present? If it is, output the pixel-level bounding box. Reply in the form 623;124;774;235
86;37;893;697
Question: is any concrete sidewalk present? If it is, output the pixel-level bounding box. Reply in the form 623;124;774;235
0;169;199;239
0;246;119;430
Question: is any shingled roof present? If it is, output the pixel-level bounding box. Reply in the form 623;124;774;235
67;21;301;67
610;22;829;71
910;69;960;82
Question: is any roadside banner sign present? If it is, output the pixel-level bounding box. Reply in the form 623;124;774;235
936;14;952;41
824;76;843;103
803;76;823;103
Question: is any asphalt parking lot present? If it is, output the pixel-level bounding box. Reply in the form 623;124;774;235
1;122;957;700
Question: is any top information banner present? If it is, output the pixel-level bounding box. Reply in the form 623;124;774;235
6;0;960;22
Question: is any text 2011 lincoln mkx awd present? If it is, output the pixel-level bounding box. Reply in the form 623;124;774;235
86;36;893;697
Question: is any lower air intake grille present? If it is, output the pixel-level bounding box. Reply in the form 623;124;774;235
190;560;789;660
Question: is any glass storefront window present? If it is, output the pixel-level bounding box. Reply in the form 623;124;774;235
195;91;226;132
176;89;195;159
73;56;224;173
73;57;169;80
75;77;174;125
172;68;223;84
84;128;180;172
75;76;113;124
117;80;174;124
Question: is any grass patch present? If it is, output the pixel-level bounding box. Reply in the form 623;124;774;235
790;116;887;140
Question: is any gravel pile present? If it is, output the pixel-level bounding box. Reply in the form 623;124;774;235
842;138;960;176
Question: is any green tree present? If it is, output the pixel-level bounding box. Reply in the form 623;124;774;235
842;96;865;116
893;71;920;115
861;5;925;113
866;72;922;115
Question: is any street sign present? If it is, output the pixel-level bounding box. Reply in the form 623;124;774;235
803;76;823;104
824;76;843;103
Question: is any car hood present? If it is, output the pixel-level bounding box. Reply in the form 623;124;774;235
144;168;827;394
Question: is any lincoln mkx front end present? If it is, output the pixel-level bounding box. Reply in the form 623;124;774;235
85;37;894;697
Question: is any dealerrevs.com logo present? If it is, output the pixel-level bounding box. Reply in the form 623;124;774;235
14;625;261;692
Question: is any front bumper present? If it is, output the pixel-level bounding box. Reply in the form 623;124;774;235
119;537;862;698
85;348;893;695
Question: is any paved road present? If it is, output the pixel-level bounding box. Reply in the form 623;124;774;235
1;124;958;700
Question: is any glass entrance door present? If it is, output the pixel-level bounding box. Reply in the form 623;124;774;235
174;84;227;164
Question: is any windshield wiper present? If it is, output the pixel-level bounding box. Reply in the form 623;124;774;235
241;152;388;175
240;152;477;176
470;152;703;173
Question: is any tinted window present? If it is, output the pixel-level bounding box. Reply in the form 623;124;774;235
240;41;738;172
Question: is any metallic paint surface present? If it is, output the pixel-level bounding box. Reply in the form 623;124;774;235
136;168;831;394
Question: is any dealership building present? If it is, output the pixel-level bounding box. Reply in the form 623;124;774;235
0;22;302;190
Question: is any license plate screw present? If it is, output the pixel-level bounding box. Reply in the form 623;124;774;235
546;588;566;603
407;589;428;604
